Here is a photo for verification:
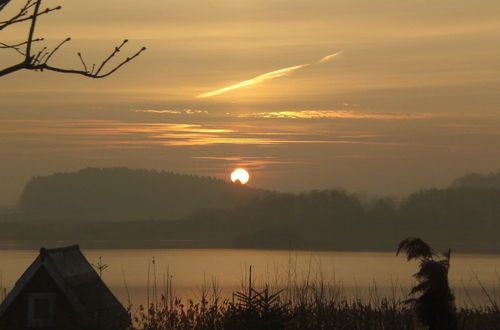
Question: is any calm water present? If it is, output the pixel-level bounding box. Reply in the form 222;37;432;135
1;249;499;308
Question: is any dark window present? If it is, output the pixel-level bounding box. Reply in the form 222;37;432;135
28;293;55;327
33;297;51;319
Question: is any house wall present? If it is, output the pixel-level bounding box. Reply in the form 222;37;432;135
0;267;81;330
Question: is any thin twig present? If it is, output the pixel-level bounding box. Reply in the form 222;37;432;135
77;52;88;72
0;4;61;31
0;0;33;30
32;46;46;64
0;0;146;78
95;39;128;75
93;46;146;78
0;42;25;55
43;37;70;64
0;38;43;49
37;50;49;64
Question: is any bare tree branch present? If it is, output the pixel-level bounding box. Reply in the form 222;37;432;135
77;52;88;72
0;0;145;78
95;39;128;75
0;1;61;31
0;0;12;12
0;38;43;49
0;42;25;55
33;45;147;78
43;37;69;63
25;0;41;60
0;38;43;55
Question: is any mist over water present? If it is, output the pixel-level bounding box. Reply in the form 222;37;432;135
1;249;498;308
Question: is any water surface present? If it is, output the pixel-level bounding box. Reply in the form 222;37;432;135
1;249;498;308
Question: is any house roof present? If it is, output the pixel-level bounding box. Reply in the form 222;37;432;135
0;245;129;329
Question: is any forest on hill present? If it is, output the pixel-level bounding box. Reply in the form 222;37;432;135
0;169;499;252
16;167;263;221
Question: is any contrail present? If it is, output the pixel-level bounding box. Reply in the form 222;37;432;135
197;51;343;99
317;51;344;63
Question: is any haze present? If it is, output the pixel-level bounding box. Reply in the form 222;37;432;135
1;0;500;205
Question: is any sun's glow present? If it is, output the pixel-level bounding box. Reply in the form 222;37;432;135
230;168;250;184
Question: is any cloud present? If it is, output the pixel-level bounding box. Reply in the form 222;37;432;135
237;110;439;120
0;118;404;150
192;156;303;169
317;51;344;63
196;51;343;98
131;109;209;115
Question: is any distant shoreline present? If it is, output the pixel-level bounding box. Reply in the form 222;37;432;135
1;240;500;256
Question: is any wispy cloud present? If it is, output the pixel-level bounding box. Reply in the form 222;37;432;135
131;109;209;115
238;110;439;120
192;156;303;169
0;118;405;150
130;108;439;121
317;52;344;63
196;51;344;98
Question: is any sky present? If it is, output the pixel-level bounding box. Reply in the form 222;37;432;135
1;0;500;204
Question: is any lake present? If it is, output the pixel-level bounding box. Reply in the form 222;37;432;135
1;249;499;309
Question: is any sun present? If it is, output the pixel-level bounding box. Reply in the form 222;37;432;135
230;168;250;184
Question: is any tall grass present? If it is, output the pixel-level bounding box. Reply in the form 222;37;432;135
128;264;500;330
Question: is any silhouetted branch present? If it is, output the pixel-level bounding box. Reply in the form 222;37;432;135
24;0;41;60
0;0;11;12
0;38;42;50
0;0;145;78
95;39;128;75
32;45;46;64
23;45;147;78
77;52;87;72
0;0;60;31
0;0;34;30
0;42;24;55
43;37;70;64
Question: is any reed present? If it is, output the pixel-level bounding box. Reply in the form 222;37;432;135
129;266;500;330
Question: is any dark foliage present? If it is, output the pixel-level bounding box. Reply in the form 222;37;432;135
17;167;264;221
396;237;436;261
132;276;417;330
1;168;500;252
130;286;500;330
398;238;457;330
452;171;500;189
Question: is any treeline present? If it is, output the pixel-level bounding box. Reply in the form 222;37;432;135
452;170;500;189
1;169;500;252
17;167;263;221
188;186;500;252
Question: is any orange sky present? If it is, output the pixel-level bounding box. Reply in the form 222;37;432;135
1;0;500;204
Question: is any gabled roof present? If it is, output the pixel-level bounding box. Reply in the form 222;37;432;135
0;245;129;329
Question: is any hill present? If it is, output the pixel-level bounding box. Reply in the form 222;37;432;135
17;167;263;221
2;168;500;253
